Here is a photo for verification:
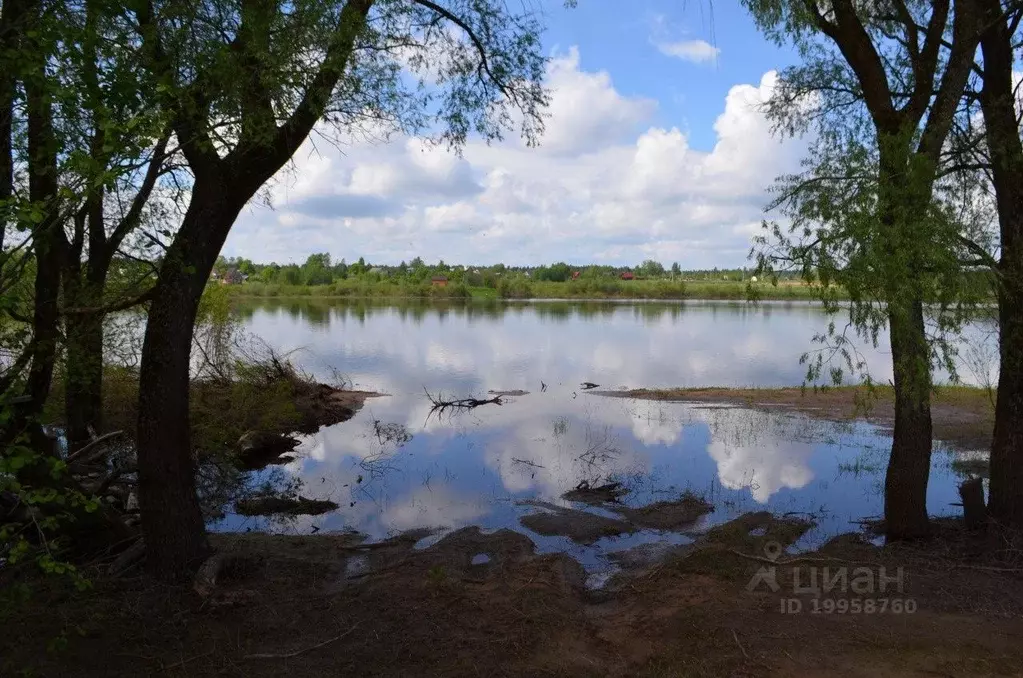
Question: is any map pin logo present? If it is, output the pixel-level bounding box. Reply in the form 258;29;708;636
763;540;783;562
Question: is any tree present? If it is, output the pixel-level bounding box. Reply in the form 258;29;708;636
131;0;551;579
59;4;174;449
671;262;681;278
638;259;665;278
746;0;981;539
303;252;333;285
969;0;1023;528
0;0;181;453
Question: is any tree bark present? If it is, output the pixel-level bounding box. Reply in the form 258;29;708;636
959;477;987;530
22;0;62;418
883;297;934;539
978;0;1023;529
0;0;18;253
64;286;105;451
135;181;244;580
133;0;373;580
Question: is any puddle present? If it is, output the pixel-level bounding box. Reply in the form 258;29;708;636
413;532;449;551
344;555;370;579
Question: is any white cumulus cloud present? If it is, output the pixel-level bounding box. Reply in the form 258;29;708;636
225;49;808;268
656;39;720;64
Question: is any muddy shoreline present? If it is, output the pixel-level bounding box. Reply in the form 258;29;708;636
597;385;995;452
8;511;1023;677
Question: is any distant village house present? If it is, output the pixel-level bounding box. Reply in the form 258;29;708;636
218;268;245;285
431;275;449;287
620;271;634;280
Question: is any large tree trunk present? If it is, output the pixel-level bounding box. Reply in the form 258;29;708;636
978;0;1023;529
0;0;16;253
883;297;934;539
990;277;1023;527
21;0;61;419
64;288;105;451
136;182;244;580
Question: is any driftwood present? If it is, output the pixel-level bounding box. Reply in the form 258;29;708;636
512;458;545;469
424;388;502;413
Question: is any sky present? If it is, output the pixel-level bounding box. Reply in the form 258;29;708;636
222;0;810;269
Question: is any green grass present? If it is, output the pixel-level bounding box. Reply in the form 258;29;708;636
468;286;499;300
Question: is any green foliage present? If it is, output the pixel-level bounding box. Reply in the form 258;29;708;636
496;276;534;299
0;403;97;597
743;0;993;388
636;260;666;278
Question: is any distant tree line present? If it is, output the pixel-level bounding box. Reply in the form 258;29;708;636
213;254;799;286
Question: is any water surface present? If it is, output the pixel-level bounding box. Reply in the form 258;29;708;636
213;299;985;571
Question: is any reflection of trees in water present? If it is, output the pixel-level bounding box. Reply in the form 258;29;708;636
238;298;718;327
198;458;304;525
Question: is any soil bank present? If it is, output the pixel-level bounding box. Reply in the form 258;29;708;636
6;515;1023;677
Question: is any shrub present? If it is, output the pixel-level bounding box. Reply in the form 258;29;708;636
497;277;534;299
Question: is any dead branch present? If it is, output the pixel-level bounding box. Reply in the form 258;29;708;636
66;430;125;465
424;387;502;412
511;458;545;468
93;465;137;497
243;624;360;660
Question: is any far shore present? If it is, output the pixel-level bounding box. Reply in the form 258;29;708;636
598;385;996;452
225;279;842;302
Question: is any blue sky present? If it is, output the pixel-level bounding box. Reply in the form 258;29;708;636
542;1;797;148
224;0;810;269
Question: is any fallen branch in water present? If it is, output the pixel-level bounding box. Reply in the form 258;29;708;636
244;624;360;660
512;458;545;468
424;387;503;412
